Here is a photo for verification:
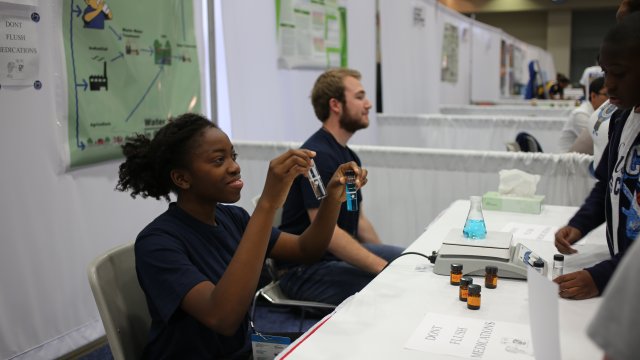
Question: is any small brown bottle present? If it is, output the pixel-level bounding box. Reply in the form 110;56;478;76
485;265;498;289
459;276;473;301
450;264;463;285
467;284;481;310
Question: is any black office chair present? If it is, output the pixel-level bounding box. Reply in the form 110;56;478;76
250;259;336;332
515;132;543;152
249;196;336;332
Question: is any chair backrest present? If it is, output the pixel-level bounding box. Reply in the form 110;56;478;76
87;242;150;360
515;132;544;152
505;142;521;152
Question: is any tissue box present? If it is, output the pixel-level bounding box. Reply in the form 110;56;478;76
482;191;544;214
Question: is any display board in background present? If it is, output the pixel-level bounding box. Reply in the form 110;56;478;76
499;39;527;98
62;0;201;168
440;22;458;83
276;0;347;69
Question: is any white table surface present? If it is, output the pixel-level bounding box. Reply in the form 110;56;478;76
277;200;609;360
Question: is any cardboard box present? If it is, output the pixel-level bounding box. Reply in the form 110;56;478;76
482;191;544;214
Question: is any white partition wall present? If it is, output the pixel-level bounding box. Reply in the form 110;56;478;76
220;0;378;145
436;4;472;106
379;1;557;110
469;21;503;103
358;149;593;247
377;114;566;152
358;147;593;245
379;0;439;114
234;141;594;248
440;104;573;117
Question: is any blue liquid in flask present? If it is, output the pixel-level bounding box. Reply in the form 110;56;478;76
463;219;487;239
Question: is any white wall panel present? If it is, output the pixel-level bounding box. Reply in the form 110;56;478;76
221;0;378;145
379;0;439;114
470;21;502;103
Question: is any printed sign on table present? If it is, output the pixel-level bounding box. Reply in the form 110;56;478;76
405;313;534;359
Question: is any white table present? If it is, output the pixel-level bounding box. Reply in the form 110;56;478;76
277;200;609;360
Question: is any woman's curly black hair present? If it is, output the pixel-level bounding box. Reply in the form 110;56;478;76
116;113;217;201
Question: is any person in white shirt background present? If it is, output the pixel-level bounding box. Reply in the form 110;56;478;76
579;64;603;99
559;77;608;152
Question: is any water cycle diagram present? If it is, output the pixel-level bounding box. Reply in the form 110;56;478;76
63;0;200;167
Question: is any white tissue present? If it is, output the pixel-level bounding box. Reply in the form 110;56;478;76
498;169;540;197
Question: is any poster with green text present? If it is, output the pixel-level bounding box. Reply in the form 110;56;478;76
276;0;347;69
63;0;200;167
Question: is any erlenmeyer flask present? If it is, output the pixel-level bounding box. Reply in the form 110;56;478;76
463;196;487;239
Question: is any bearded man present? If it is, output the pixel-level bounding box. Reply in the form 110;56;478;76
278;68;404;305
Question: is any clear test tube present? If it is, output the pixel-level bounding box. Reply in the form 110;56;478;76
307;160;327;200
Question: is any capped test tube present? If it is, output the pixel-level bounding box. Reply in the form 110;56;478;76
345;169;358;212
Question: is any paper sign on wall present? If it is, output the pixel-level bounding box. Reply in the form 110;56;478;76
0;3;39;86
441;22;459;83
276;0;347;69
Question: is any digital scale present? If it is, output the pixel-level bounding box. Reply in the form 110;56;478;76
433;229;548;279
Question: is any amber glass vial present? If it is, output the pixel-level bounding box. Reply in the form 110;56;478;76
467;284;481;310
459;276;473;301
485;265;498;289
450;264;463;285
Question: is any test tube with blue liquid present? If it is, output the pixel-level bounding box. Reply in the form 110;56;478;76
463;196;486;239
345;169;358;212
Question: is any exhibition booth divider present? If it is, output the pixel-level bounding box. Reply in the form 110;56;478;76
377;113;568;153
234;141;594;249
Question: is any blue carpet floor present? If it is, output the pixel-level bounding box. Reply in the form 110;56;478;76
78;344;113;360
79;302;325;359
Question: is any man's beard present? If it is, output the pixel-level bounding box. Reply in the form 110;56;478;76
339;109;368;133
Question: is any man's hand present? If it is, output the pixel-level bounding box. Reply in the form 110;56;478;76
554;225;582;254
554;270;599;300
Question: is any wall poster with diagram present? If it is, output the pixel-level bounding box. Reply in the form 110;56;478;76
62;0;201;167
276;0;347;69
